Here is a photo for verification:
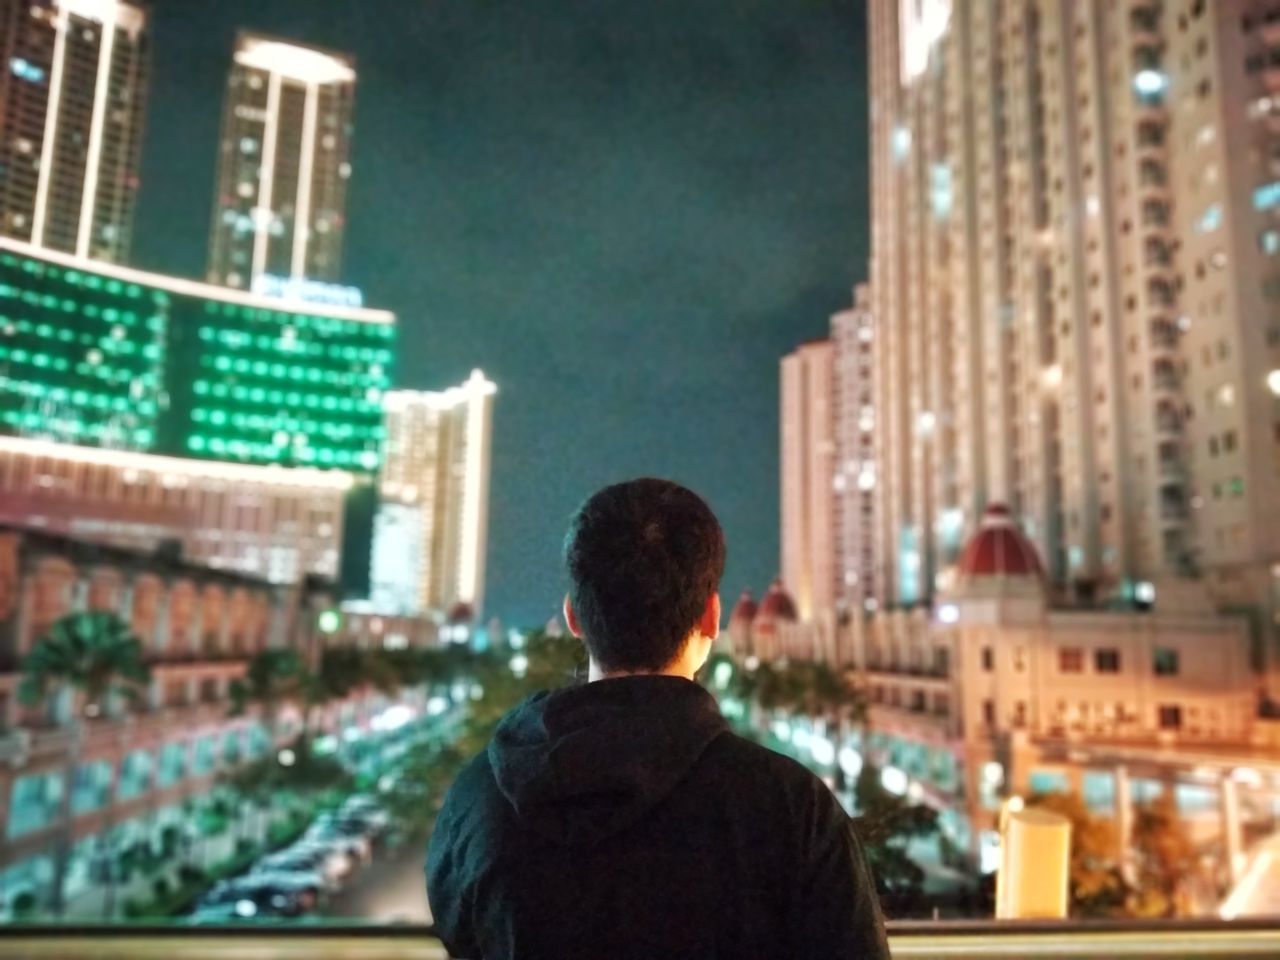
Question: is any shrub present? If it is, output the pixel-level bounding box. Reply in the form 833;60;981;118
11;890;36;918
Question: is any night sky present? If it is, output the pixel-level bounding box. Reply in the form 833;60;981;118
135;0;870;627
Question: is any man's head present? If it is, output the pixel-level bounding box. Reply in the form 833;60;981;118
563;478;725;677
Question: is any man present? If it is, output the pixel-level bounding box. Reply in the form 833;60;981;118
426;478;889;959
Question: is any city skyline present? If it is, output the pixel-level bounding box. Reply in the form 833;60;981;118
127;0;871;626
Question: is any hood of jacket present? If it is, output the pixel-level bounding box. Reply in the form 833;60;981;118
487;675;728;845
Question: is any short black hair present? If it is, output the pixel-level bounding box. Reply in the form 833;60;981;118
564;478;726;674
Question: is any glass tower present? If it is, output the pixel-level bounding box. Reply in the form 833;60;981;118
207;32;355;290
0;0;150;263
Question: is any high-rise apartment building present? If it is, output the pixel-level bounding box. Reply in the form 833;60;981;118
832;285;878;613
371;372;495;619
780;339;836;622
1167;5;1280;661
0;0;149;262
207;32;355;290
867;0;1280;671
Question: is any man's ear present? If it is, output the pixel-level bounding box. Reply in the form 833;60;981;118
698;592;721;641
563;594;584;638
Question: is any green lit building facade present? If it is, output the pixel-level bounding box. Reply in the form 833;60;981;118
0;239;394;471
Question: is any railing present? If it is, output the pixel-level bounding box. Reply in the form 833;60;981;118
0;920;1279;959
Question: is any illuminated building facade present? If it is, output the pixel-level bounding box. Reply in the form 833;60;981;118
0;435;351;583
371;372;495;618
0;525;436;918
832;284;878;613
0;0;149;262
867;0;1280;689
207;32;355;289
0;238;394;471
854;506;1276;881
780;339;836;622
754;503;1279;879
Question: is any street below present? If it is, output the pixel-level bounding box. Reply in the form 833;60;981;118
323;839;434;924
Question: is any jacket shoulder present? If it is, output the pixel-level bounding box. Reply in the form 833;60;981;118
702;731;834;795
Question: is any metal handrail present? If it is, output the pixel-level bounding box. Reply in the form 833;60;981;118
0;919;1279;959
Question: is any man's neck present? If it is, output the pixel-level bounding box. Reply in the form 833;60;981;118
587;659;696;683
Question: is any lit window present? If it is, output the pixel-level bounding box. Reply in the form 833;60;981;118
1253;181;1280;210
892;126;912;162
1133;69;1166;97
1261;229;1280;255
1195;203;1222;233
8;57;45;84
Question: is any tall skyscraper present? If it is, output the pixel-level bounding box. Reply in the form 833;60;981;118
207;32;355;290
371;371;496;619
832;285;878;613
0;0;149;262
868;0;1280;686
780;339;836;622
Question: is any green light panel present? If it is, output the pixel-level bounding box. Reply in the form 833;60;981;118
163;299;394;471
0;248;396;473
0;253;166;449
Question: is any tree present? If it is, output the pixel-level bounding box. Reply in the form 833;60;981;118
228;648;307;736
1129;792;1196;917
18;611;151;916
852;761;938;909
383;631;585;842
222;734;351;799
1027;792;1128;917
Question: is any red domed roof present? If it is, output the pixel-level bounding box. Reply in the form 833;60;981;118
755;578;798;624
956;504;1044;579
445;601;475;625
729;589;758;624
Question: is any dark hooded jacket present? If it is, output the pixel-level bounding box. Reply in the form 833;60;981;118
425;675;889;960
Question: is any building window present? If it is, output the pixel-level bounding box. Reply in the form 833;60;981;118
1154;648;1180;675
983;699;996;727
1013;701;1027;728
1059;647;1085;673
1158;704;1182;729
1095;649;1121;673
1254;181;1280;210
981;646;994;671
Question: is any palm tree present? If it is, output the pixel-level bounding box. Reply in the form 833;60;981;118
228;648;308;738
18;611;151;917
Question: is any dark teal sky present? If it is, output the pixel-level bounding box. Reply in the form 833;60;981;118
135;0;869;626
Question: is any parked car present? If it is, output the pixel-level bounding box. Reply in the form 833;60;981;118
296;828;372;865
199;875;321;915
256;845;350;884
187;895;295;924
239;866;331;896
341;795;390;829
303;822;373;862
